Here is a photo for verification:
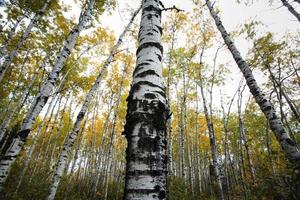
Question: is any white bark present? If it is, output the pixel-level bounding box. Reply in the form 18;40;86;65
46;6;141;200
14;95;58;194
0;0;95;190
0;0;51;82
198;73;224;200
206;0;300;162
123;1;168;199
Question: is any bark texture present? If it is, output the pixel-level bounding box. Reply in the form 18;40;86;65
123;1;168;199
206;0;300;162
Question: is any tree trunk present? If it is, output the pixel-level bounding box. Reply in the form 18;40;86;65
0;0;51;82
0;0;96;190
46;5;141;200
205;0;300;162
123;1;168;199
198;73;224;200
0;14;25;59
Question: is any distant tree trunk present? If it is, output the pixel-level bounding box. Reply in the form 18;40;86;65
103;62;127;200
195;83;202;193
14;94;58;194
280;0;300;22
166;23;175;177
50;93;72;164
0;73;37;142
179;63;187;180
0;14;25;59
46;6;141;200
206;0;300;163
0;0;51;82
123;1;168;199
0;0;97;190
198;69;224;200
237;87;256;186
220;87;238;199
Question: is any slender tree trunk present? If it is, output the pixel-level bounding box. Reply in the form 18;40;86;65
50;93;72;164
198;75;224;200
205;0;300;163
103;62;127;200
0;74;37;142
195;83;202;194
0;14;25;59
46;6;141;200
280;0;300;22
123;1;168;199
13;94;58;194
0;0;51;82
265;63;300;124
237;88;256;186
0;0;97;190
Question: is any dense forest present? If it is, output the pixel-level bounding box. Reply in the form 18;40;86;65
0;0;299;199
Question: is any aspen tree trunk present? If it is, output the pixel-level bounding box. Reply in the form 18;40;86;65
280;0;300;22
46;6;141;200
237;89;256;185
206;0;300;162
0;0;97;189
50;94;72;164
14;95;58;194
0;74;37;142
166;20;176;177
29;95;61;179
220;90;237;199
195;82;202;193
199;71;224;200
123;0;168;199
0;14;25;59
41;96;64;168
267;65;300;124
0;0;51;82
103;63;127;200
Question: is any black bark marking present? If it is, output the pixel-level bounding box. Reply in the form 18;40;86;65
136;42;163;56
18;129;31;140
135;69;160;78
286;138;296;146
144;93;157;99
133;62;151;76
143;5;162;17
155;25;163;35
156;53;162;61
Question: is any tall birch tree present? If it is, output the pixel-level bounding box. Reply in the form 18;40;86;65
123;0;169;199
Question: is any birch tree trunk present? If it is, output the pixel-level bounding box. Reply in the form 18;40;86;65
205;0;300;162
46;6;141;200
198;73;224;200
0;14;25;59
0;0;51;82
0;0;96;190
123;1;168;199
